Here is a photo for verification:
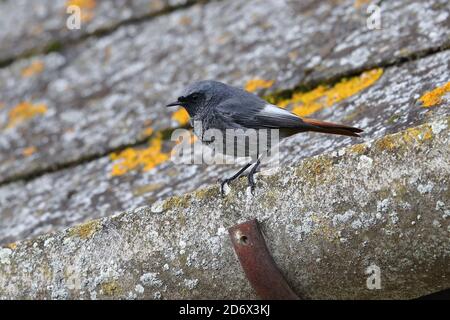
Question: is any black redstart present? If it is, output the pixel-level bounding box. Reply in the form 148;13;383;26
167;80;362;195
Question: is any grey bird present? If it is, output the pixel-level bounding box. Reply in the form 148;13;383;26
167;80;362;196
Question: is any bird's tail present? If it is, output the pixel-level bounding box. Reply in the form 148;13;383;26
302;118;363;137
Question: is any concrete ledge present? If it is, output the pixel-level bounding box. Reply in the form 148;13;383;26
1;117;449;299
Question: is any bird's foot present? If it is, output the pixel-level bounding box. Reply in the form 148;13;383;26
247;173;256;195
219;178;231;197
218;162;253;197
247;159;261;195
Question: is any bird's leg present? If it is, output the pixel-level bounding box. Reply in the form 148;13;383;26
220;162;252;196
247;158;261;194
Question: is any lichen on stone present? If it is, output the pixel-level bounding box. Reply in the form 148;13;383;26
22;146;37;157
419;81;450;107
245;78;275;93
66;0;96;23
374;135;398;151
350;143;368;155
171;108;190;126
5;101;48;129
21;60;44;78
110;132;170;176
67;220;101;239
402;125;433;144
276;68;383;117
100;280;121;296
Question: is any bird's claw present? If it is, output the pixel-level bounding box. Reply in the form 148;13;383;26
249;184;256;195
247;174;256;195
220;179;230;197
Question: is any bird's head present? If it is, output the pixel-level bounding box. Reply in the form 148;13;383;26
166;80;228;117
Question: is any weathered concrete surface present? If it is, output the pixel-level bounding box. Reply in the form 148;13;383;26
1;118;449;299
0;0;201;63
0;0;449;184
1;49;449;245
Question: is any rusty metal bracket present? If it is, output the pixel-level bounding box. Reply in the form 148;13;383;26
228;218;300;300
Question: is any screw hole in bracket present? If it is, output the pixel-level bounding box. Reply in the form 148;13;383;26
228;218;300;300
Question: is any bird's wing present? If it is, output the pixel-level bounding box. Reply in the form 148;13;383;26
212;96;362;137
214;97;311;130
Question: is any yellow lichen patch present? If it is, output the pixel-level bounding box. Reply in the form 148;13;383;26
245;78;275;93
68;220;101;239
350;143;368;155
297;156;334;184
110;133;170;176
171;108;190;126
374;135;397;151
101;280;121;296
163;195;192;211
402;126;433;144
5;242;17;250
142;127;154;137
66;0;96;22
277;68;383;117
6;101;48;129
419;82;450;107
21;60;44;78
22;146;37;157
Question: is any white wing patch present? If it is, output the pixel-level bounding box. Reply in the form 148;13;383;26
261;104;300;119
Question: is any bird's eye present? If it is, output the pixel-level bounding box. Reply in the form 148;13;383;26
190;93;200;100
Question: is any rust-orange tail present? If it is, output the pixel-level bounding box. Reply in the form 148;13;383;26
302;118;363;137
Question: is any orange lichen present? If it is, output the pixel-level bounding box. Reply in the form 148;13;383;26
21;60;44;78
245;78;275;93
22;146;37;157
142;127;154;137
171;108;190;126
277;68;383;117
6;101;48;129
110;133;170;176
419;82;450;107
354;0;372;8
66;0;96;22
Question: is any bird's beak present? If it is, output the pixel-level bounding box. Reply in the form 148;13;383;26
166;101;182;107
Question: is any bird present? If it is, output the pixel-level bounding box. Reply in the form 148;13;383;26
167;80;362;196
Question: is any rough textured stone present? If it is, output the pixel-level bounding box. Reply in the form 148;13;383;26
1;118;449;299
0;0;199;63
1;49;449;245
0;0;449;184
